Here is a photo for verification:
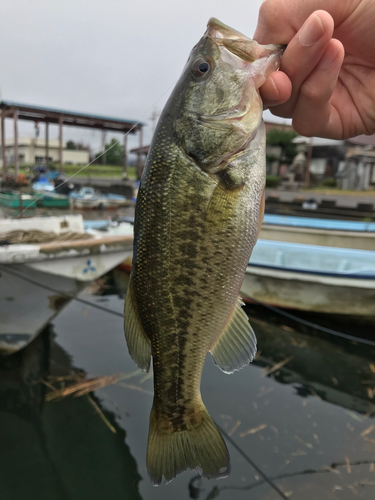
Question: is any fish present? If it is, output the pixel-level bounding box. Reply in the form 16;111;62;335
124;18;283;485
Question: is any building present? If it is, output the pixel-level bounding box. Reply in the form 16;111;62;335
2;137;89;166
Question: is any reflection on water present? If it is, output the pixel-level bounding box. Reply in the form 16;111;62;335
0;273;375;500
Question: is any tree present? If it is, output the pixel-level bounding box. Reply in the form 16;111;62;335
95;138;124;165
66;140;76;150
266;128;297;163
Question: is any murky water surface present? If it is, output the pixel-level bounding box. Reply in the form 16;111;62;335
1;271;375;500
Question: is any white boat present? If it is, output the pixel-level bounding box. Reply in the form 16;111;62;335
241;239;375;316
0;215;133;354
260;214;375;251
70;187;128;210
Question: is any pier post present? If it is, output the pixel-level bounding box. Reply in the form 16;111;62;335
59;117;63;172
45;122;49;170
123;132;128;179
1;111;6;179
13;108;19;177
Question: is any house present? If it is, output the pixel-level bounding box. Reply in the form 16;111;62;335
2;137;89;166
291;135;375;190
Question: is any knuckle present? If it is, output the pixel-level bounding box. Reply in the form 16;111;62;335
299;82;322;102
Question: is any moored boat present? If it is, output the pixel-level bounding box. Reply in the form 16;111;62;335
0;215;133;354
241;239;375;316
0;191;39;209
70;187;128;210
260;214;375;251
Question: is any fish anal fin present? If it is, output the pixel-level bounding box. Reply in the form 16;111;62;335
124;281;151;372
210;298;257;374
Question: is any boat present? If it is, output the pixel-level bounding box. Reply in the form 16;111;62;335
70;187;128;210
32;180;70;208
0;191;39;209
260;214;375;251
241;239;375;316
0;215;133;354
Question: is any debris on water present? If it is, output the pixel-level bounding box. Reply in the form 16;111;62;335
294;435;313;448
86;394;117;433
227;420;241;437
370;364;375;374
360;425;375;438
45;372;129;401
257;386;274;397
291;450;307;456
345;456;352;474
239;423;267;438
263;357;293;376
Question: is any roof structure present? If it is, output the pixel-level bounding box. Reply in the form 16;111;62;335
0;101;144;178
0;100;142;133
347;134;375;148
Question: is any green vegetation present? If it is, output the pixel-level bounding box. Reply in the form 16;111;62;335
95;138;125;166
266;128;298;163
319;178;337;188
19;164;137;180
266;175;280;188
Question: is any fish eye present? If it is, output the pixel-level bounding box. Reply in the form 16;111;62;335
192;58;212;77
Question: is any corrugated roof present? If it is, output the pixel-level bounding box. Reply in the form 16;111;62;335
0;100;143;132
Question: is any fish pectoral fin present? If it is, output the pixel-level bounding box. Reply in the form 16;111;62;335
124;281;152;372
210;298;257;374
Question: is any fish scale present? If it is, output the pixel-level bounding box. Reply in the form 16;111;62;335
124;17;283;485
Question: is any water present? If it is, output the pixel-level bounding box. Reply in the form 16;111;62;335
1;273;375;500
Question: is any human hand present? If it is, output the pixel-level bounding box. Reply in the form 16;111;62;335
254;0;375;139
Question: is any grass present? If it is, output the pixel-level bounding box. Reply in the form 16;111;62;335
301;187;375;196
18;164;137;180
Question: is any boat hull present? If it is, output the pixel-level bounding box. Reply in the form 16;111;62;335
260;225;375;251
0;232;133;354
0;193;38;208
241;266;375;316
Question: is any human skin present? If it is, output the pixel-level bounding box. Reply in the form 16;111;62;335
254;0;375;139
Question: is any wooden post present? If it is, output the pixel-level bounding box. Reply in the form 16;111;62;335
1;111;6;179
45;122;49;170
304;138;313;188
19;190;23;217
14;108;19;177
102;130;107;165
123;132;128;179
59;117;63;172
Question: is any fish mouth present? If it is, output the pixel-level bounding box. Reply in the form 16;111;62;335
206;18;284;65
198;18;284;125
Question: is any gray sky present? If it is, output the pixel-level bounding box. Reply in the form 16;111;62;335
1;0;288;158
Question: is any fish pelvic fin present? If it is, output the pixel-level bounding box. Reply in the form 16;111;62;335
124;280;151;372
210;297;257;374
147;402;230;485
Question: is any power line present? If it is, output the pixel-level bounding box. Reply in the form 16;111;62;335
217;424;289;500
248;297;375;347
0;264;123;318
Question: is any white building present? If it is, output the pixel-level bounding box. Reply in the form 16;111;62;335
2;137;89;166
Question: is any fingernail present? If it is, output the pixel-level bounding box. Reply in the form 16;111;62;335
299;14;324;46
318;47;338;70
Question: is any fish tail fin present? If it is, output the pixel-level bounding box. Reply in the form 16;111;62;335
146;401;230;485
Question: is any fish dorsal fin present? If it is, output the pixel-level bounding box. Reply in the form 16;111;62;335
124;281;152;372
210;298;257;374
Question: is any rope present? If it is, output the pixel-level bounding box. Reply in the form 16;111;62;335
0;229;93;245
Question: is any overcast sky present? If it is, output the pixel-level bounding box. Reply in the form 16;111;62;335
0;0;288;158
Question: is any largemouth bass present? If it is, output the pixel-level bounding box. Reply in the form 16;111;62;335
124;18;283;485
